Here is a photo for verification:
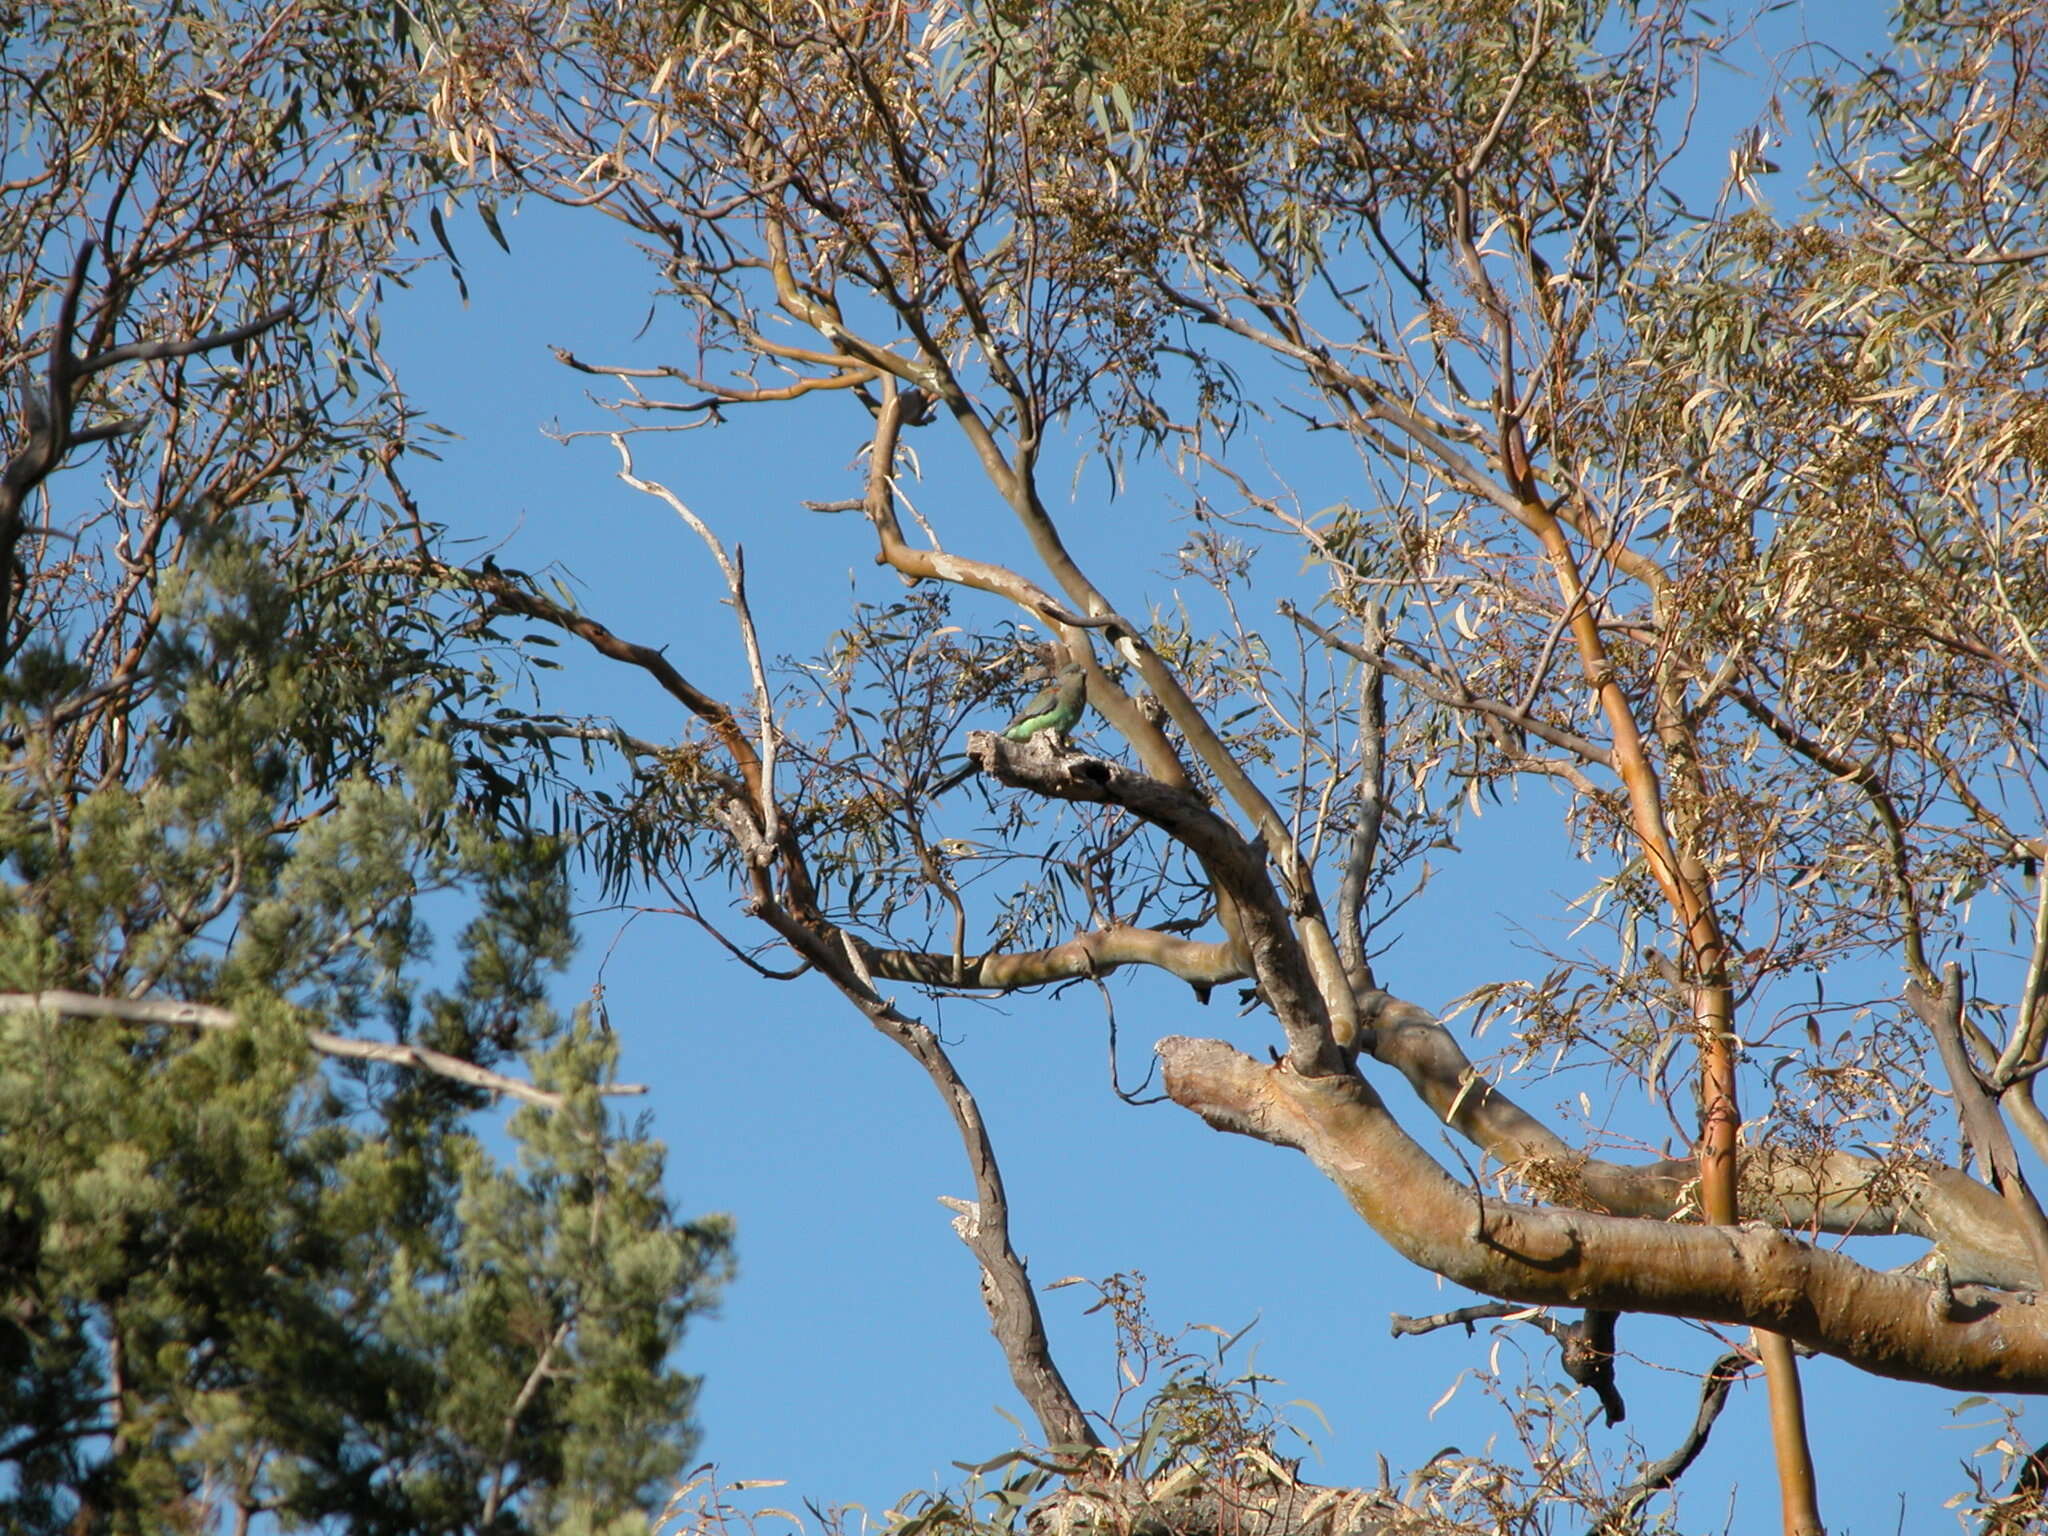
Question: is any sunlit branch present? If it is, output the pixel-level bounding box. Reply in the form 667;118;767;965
1358;990;2038;1288
1388;1301;1525;1337
1908;966;2048;1291
1335;605;1387;982
1162;1034;2048;1392
610;436;783;853
861;923;1247;994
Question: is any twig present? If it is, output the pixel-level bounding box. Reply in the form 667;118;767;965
1592;1350;1747;1534
1393;1301;1625;1423
1283;601;1614;768
1389;1300;1527;1337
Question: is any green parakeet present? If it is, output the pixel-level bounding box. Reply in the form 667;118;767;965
998;662;1087;740
931;662;1088;793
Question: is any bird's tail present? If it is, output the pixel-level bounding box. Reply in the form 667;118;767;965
928;757;980;795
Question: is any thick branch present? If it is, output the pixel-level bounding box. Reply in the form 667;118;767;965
1908;967;2048;1289
861;383;1360;1054
1359;990;2039;1289
1160;1036;2048;1393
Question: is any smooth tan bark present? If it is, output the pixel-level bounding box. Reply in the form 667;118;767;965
1361;992;2039;1290
1160;1036;2048;1394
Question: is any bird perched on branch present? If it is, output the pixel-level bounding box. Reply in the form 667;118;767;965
930;662;1088;794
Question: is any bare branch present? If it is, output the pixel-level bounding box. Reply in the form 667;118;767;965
746;903;1101;1452
611;435;783;854
863;924;1247;994
1388;1301;1526;1337
0;991;645;1112
1593;1351;1747;1534
78;301;298;376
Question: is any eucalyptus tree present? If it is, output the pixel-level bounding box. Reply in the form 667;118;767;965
0;5;727;1530
425;0;2048;1529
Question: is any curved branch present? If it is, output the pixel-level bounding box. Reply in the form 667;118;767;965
857;385;1182;764
749;903;1100;1452
1728;683;1929;981
1334;605;1387;981
977;735;1341;1072
1359;991;2038;1289
401;557;822;919
1160;1036;2048;1393
1908;966;2048;1290
1594;1351;1747;1534
861;383;1361;1055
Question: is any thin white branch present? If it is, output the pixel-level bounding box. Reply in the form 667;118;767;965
0;991;646;1111
611;433;782;852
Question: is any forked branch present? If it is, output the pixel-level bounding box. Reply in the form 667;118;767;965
1160;1034;2048;1393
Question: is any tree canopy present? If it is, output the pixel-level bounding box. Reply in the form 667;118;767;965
1;5;727;1530
11;0;2048;1530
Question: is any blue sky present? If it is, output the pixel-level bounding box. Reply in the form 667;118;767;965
376;8;2015;1531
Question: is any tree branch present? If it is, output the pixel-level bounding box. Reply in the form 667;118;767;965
1593;1351;1747;1534
973;736;1341;1072
861;924;1246;994
1358;989;2040;1289
1283;602;1615;768
1159;1035;2048;1393
748;904;1101;1452
0;991;645;1112
1907;966;2048;1290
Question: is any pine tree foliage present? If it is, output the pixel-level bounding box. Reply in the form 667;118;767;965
0;4;729;1530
